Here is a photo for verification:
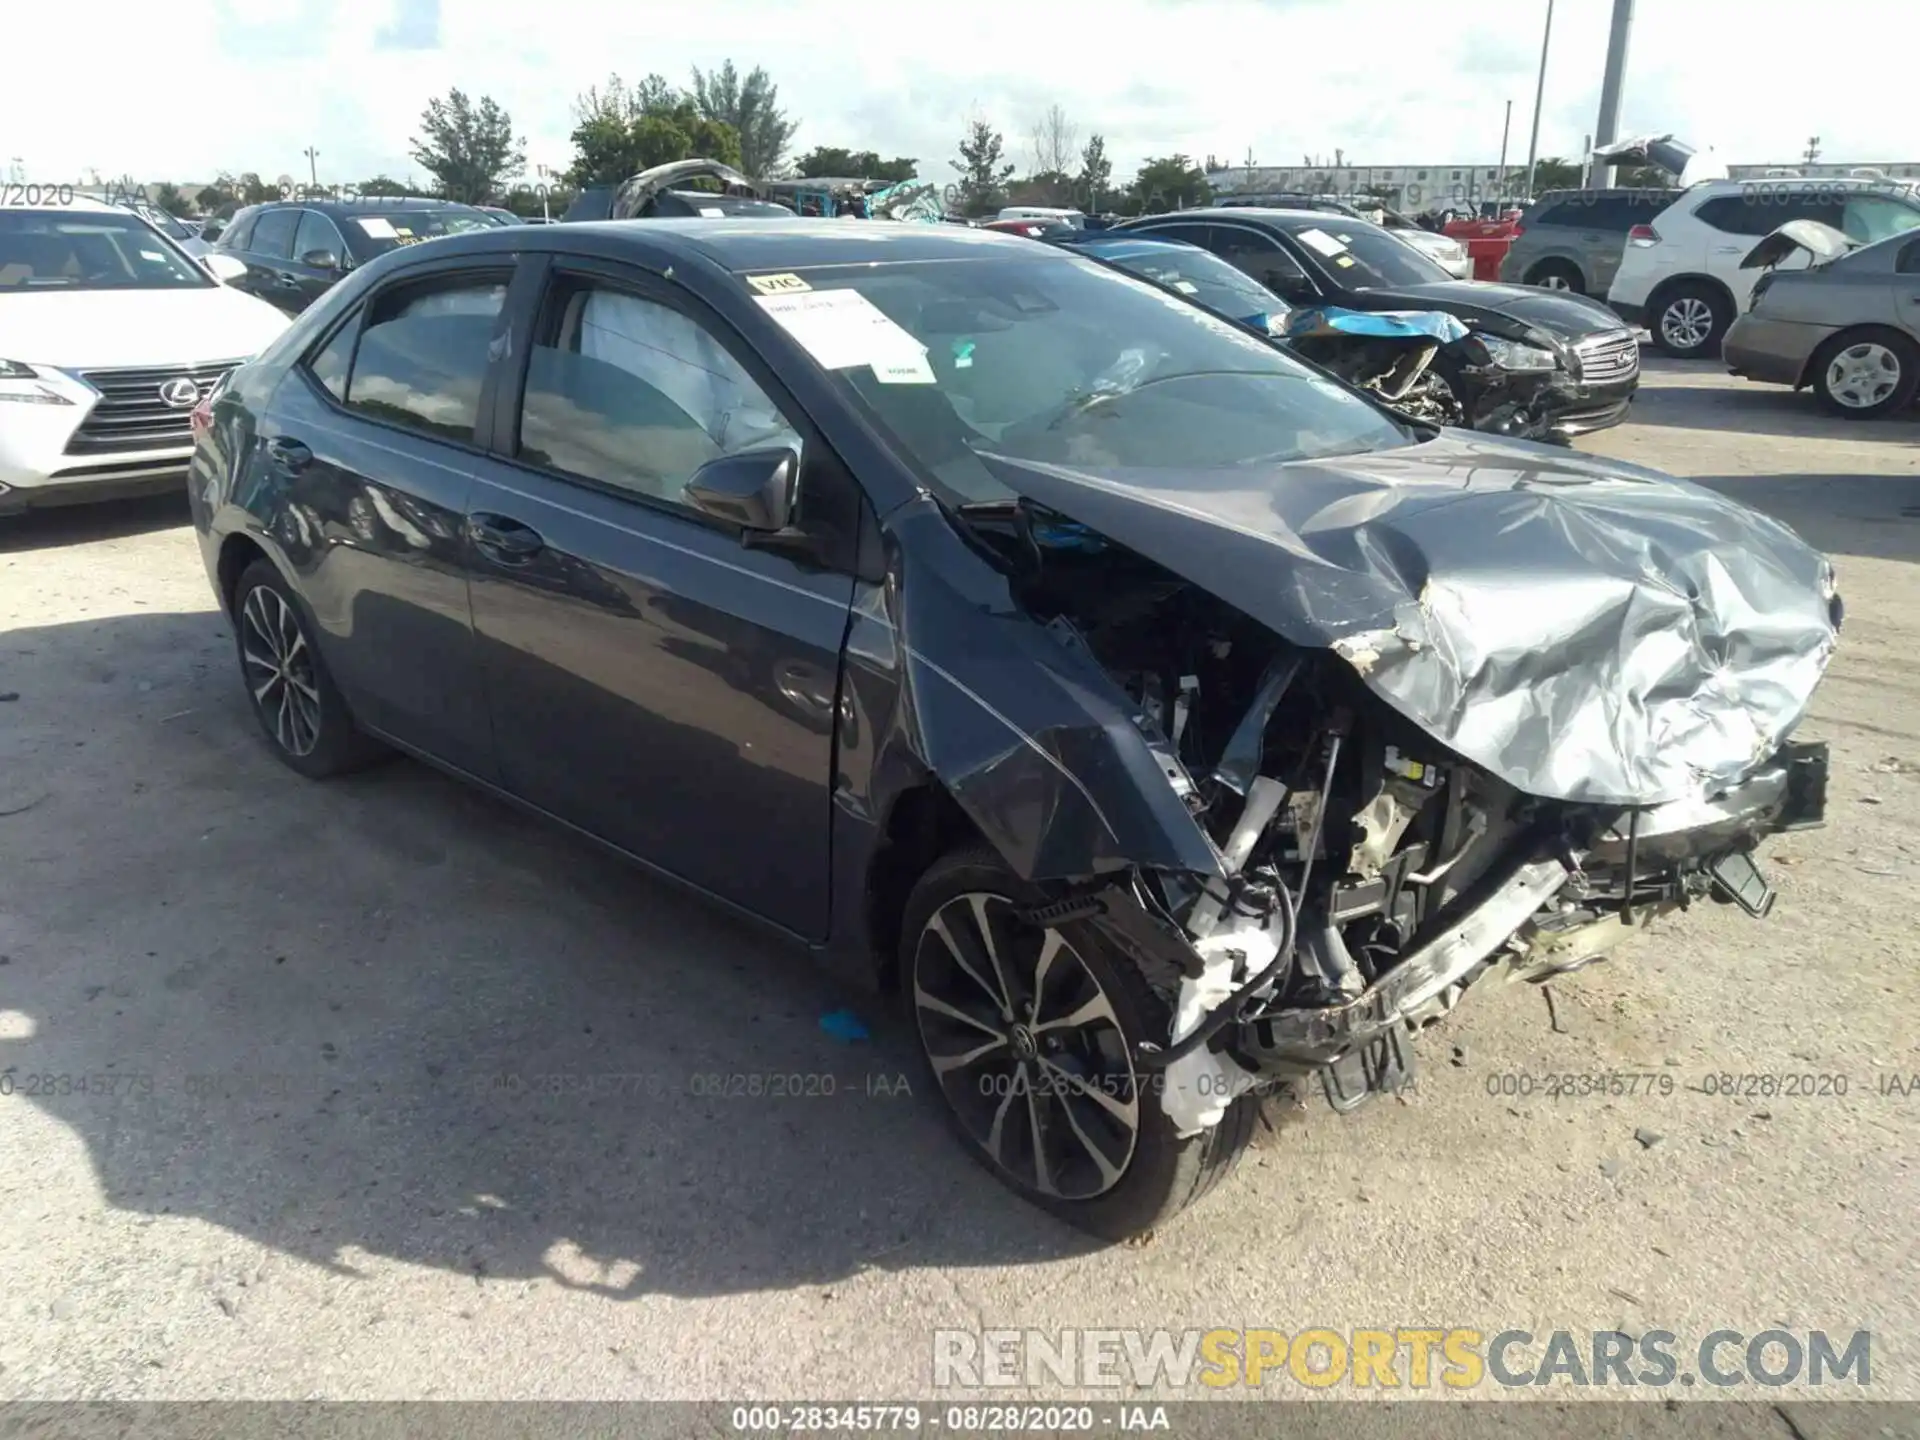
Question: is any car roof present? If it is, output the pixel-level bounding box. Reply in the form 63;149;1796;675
1140;207;1370;228
480;217;1052;272
1064;233;1201;256
237;197;483;216
0;194;119;213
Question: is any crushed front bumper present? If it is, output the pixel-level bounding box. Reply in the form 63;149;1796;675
1228;739;1829;1077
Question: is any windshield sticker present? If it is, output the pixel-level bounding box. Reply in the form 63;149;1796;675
1172;279;1199;294
139;250;167;261
354;217;398;238
748;272;812;295
951;339;975;369
1334;254;1357;268
698;207;725;218
755;287;926;371
1297;227;1349;257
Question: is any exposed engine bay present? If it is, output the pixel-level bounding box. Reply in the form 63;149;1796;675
962;503;1833;1136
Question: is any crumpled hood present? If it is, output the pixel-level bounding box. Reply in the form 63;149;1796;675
1355;280;1625;341
982;433;1839;807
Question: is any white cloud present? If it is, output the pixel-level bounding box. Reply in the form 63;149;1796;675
4;0;1916;190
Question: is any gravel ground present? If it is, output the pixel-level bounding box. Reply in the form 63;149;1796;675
1;359;1916;1416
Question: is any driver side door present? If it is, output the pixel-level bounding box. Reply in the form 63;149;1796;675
463;257;863;939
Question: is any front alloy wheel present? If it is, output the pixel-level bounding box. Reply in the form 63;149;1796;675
900;847;1256;1239
913;892;1141;1201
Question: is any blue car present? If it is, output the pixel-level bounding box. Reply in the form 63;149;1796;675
1055;233;1291;335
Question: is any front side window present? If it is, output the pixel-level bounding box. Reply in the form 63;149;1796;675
0;210;212;291
1840;194;1920;245
343;278;506;441
293;211;349;266
518;282;800;506
746;252;1410;508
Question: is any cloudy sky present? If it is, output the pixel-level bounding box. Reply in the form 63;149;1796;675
4;0;1914;189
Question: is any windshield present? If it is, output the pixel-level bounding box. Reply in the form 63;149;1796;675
1081;242;1287;326
338;209;496;256
0;210;209;291
1286;221;1452;289
749;253;1408;507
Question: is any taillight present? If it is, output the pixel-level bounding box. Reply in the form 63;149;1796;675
1510;223;1526;237
1627;223;1660;247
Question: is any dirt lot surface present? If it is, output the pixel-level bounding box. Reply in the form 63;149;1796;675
2;359;1916;1420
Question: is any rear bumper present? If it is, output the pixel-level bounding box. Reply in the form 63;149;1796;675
1724;316;1831;388
1229;739;1829;1074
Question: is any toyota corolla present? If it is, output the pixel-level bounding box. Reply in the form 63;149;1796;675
189;220;1837;1239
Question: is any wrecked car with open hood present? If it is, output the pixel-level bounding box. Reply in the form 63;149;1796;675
193;220;1840;1241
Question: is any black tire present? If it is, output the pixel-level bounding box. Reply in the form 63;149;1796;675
899;845;1256;1240
1809;328;1920;419
1525;259;1585;295
231;559;387;778
1650;281;1732;359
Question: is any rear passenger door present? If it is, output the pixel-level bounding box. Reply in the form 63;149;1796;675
240;208;302;312
463;257;864;939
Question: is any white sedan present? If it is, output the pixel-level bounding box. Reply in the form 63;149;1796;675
1;197;289;513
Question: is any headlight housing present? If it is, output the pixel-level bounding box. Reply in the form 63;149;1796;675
0;359;75;405
1477;335;1559;372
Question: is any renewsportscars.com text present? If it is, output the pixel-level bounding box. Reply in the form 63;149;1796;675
932;1327;1872;1390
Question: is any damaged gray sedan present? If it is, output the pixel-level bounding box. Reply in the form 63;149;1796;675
192;220;1840;1240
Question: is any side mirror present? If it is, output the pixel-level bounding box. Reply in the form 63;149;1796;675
203;253;248;284
684;447;798;533
299;249;341;271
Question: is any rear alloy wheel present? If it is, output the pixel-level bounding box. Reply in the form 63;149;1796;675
1651;283;1731;359
902;847;1255;1239
1811;331;1920;419
1526;260;1584;294
232;559;387;778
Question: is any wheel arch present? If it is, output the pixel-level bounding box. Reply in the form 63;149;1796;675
862;777;987;991
1801;323;1919;389
217;531;273;617
1646;272;1738;325
1524;254;1588;290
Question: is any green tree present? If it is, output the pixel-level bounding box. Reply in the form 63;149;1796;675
232;172;278;205
951;119;1015;216
565;74;741;187
690;60;798;178
794;147;916;182
151;182;193;217
355;174;424;197
194;178;235;213
1077;133;1112;211
1529;156;1584;193
410;88;526;203
1127;154;1210;214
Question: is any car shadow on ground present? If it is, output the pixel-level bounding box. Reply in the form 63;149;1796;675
1686;471;1920;566
1624;362;1920;439
0;607;1105;1302
0;493;193;554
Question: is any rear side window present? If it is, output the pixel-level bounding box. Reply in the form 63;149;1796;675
220;213;256;250
343;278;507;442
249;209;298;258
1897;237;1920;274
1528;201;1574;227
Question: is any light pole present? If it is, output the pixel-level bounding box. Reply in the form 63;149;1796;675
1591;0;1635;187
303;146;319;191
1497;99;1513;204
1522;0;1554;201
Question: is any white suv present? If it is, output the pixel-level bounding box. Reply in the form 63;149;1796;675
1608;178;1920;359
1;197;289;513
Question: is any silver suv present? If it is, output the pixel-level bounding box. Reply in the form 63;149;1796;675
1499;188;1676;297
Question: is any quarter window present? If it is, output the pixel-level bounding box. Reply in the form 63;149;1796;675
307;312;357;402
517;282;800;507
343;277;507;442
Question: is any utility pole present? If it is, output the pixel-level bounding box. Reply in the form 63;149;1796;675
1803;136;1822;167
1244;145;1256;192
1591;0;1635;187
303;146;320;189
1498;99;1513;203
1522;0;1555;201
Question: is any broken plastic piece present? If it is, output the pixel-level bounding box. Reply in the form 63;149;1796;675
819;1008;870;1042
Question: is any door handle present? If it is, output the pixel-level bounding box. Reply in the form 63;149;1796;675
1713;245;1743;254
276;272;301;287
266;437;312;472
468;512;545;562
